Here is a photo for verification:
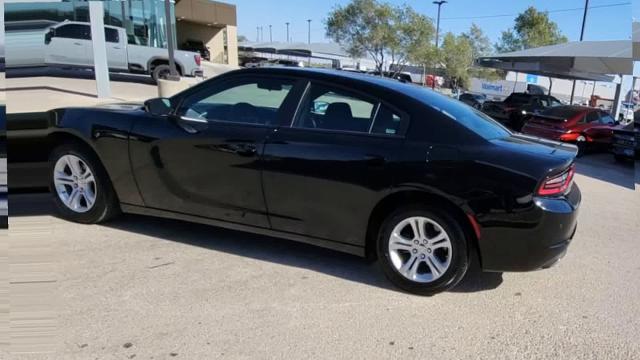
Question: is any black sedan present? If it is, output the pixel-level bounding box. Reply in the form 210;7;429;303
44;68;580;295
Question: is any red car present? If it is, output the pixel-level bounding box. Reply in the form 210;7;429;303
522;106;619;151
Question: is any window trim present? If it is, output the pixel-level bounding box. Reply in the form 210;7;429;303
288;79;409;138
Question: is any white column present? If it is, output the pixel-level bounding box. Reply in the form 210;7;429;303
89;1;111;98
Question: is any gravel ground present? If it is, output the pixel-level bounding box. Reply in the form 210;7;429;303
2;154;639;360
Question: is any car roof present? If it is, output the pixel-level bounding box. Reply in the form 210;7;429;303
227;67;443;105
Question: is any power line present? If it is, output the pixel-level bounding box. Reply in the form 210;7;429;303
440;1;630;20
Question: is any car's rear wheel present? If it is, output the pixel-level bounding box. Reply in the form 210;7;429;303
377;206;469;295
50;144;120;224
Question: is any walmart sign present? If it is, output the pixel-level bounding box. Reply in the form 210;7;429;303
481;83;503;92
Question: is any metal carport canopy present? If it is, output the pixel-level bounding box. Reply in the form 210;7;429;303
476;40;632;82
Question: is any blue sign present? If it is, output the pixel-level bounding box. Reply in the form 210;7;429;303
526;74;538;84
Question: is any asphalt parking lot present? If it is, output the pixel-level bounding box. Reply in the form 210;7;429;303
3;154;639;359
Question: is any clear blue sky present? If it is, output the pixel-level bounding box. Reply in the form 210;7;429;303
226;0;631;44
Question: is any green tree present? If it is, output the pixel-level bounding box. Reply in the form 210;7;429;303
495;6;568;53
461;23;491;57
440;32;474;89
326;0;435;73
237;35;249;43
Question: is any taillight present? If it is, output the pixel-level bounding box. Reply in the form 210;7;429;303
537;164;576;196
194;54;201;66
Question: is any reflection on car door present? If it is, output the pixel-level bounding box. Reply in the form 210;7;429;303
262;81;406;246
44;24;91;66
129;75;305;228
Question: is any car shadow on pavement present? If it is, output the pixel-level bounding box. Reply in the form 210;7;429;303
574;153;635;190
11;193;504;294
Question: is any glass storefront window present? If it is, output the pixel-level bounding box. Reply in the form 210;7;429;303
5;0;176;49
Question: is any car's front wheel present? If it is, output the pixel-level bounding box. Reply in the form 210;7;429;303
377;206;469;295
50;144;120;224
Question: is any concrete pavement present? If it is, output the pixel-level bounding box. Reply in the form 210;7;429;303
1;154;639;359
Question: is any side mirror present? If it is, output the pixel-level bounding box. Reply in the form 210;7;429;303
44;29;54;45
144;97;172;116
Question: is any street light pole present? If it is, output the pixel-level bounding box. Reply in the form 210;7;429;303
570;0;589;104
269;24;272;43
286;22;290;43
432;1;447;89
307;19;311;44
256;26;259;42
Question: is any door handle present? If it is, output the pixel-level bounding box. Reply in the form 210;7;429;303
113;46;121;49
176;116;208;134
73;42;82;46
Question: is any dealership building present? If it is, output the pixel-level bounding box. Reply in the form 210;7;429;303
4;0;238;66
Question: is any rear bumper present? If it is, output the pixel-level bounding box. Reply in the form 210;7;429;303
478;184;581;272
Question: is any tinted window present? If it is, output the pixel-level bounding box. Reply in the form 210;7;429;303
599;112;616;125
504;93;531;105
178;78;295;126
55;24;91;40
105;28;119;43
429;97;511;140
295;83;377;133
541;106;583;118
371;105;402;135
585;111;600;123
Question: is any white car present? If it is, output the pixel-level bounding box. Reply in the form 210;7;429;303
9;21;202;81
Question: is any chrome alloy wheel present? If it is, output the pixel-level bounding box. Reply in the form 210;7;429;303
388;216;452;283
53;154;97;213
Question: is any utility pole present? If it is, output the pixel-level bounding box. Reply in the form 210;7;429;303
432;1;447;89
164;0;178;79
307;19;312;44
285;22;290;42
570;0;589;104
269;24;272;43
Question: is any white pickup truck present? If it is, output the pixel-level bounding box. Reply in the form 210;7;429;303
10;21;202;81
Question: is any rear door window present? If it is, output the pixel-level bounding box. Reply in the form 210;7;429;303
294;83;376;133
55;24;91;40
105;28;119;43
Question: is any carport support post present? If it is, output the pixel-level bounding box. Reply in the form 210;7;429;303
89;1;111;98
164;0;179;79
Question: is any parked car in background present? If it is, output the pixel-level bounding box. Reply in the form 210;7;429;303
481;93;563;131
9;21;203;81
44;68;580;295
181;39;210;61
611;111;639;161
367;71;413;83
459;92;487;109
0;101;6;229
521;105;619;154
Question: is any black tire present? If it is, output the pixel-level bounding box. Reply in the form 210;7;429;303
376;205;469;296
151;64;171;81
614;154;628;162
49;143;120;224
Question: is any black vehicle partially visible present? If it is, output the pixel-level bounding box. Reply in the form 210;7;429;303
481;93;563;131
611;112;639;161
459;92;487;109
0;100;7;229
35;68;580;295
181;39;210;61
